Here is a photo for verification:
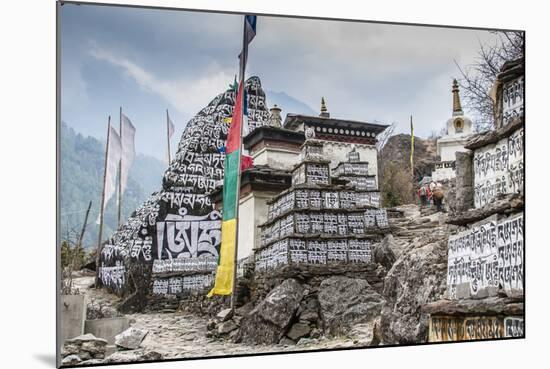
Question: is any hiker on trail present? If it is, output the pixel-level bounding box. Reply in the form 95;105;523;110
418;184;430;208
432;182;445;212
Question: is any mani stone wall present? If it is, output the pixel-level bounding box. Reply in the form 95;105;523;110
425;58;524;342
98;77;270;310
471;58;524;209
428;315;523;342
472;127;523;208
255;139;388;274
446;213;523;300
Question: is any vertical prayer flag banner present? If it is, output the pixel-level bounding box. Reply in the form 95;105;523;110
166;111;176;163
244;15;257;44
120;113;136;195
167;113;175;139
96;125;122;224
208;81;245;296
238;15;257;79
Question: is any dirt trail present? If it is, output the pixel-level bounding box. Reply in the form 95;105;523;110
71;203;447;362
74;275;375;361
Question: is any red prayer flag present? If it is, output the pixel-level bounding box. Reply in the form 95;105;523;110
226;83;244;154
241;155;253;171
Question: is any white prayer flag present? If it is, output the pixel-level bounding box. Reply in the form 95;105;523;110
119;113;136;196
168;113;175;139
96;126;122;224
165;111;175;164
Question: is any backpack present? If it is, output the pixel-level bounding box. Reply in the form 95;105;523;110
420;187;427;196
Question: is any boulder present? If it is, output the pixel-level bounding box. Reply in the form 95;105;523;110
80;340;106;355
299;310;319;323
237;278;304;344
216;308;233;322
62;333;107;361
279;337;296;346
380;237;447;344
217;320;238;335
65;333;107;345
286;322;311;341
236;301;255;316
374;235;397;270
81;359;104;365
318;276;385;336
114;328;149;350
61;354;82;365
61;343;80;356
104;349;162;364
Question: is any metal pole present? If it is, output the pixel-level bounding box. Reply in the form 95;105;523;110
95;117;111;286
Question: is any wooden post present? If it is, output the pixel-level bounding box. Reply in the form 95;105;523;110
67;200;93;291
410;115;414;179
95;117;111;287
77;201;92;249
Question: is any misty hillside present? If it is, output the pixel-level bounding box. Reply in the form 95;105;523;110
60;122;165;249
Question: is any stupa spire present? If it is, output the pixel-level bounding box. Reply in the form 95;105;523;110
320;97;330;118
452;79;463;116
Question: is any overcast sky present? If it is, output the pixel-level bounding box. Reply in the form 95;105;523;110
61;3;500;159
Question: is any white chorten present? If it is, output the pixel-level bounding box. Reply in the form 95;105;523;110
432;79;473;181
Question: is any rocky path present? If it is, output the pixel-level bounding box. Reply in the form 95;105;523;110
380;204;449;344
68;203;450;363
389;205;447;256
127;311;373;360
71;275;377;364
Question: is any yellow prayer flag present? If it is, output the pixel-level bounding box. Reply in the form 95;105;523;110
207;219;237;297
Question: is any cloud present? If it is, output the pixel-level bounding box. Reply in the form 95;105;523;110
245;17;498;136
89;45;234;117
61;56;90;110
65;5;501;143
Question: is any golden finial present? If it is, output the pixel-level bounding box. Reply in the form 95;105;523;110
452;79;463;115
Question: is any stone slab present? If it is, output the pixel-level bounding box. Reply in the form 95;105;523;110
60;295;86;343
84;317;130;345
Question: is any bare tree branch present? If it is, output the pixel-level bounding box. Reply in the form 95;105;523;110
455;31;524;132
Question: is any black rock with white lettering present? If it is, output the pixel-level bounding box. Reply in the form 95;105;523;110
99;77;270;310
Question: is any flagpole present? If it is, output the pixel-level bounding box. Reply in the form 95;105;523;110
95;116;111;287
117;106;123;228
166;109;171;163
230;17;248;312
410;115;414;179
